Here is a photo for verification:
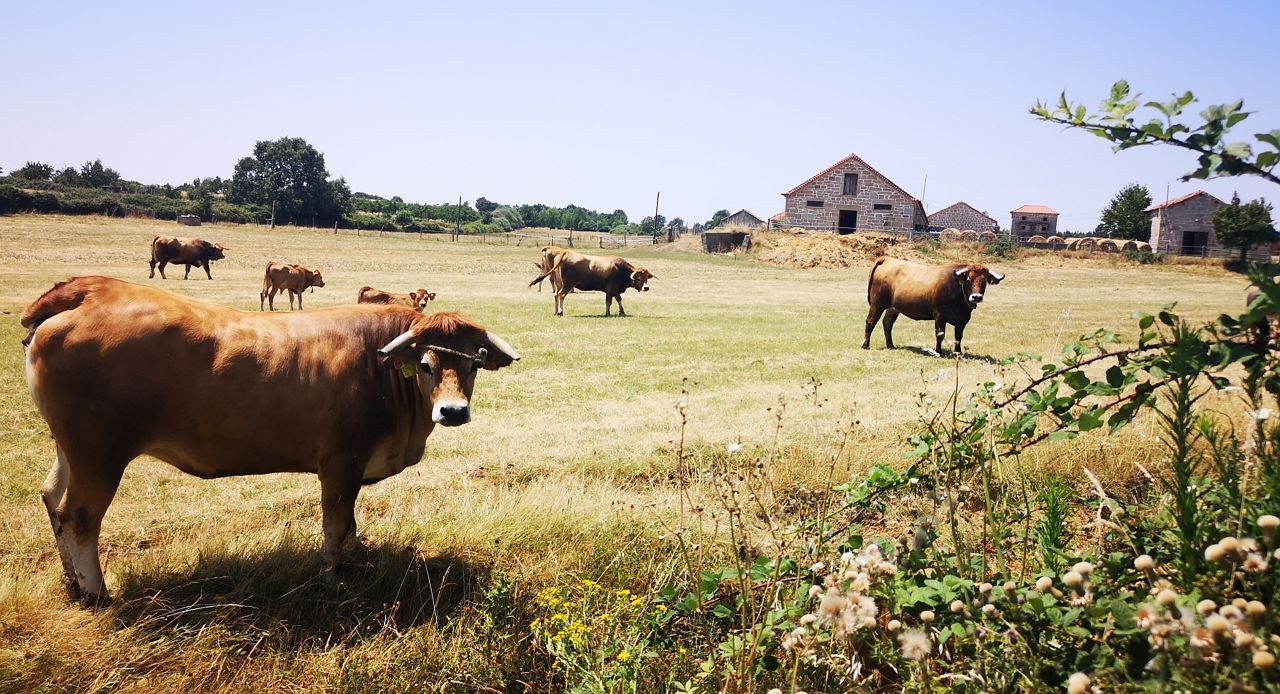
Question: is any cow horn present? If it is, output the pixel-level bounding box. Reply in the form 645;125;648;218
954;267;968;277
379;329;417;356
990;271;1005;281
486;331;521;362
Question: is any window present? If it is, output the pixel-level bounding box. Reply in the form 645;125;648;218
1041;217;1048;222
806;200;824;207
873;203;892;211
1021;216;1027;221
1020;225;1027;230
842;173;858;196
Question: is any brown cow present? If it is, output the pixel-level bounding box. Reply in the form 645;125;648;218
531;245;571;293
528;250;655;316
863;257;1004;355
358;286;436;311
260;261;325;311
148;235;227;280
21;276;519;604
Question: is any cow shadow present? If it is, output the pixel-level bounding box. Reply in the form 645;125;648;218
110;539;482;650
900;346;999;363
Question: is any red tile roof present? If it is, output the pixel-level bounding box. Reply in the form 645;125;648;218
768;212;785;221
1146;190;1223;211
928;201;996;224
782;152;921;203
1011;204;1057;215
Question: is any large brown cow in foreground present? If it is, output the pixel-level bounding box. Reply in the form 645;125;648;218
261;261;325;310
863;257;1004;355
148;235;227;280
358;286;436;311
528;250;655;316
21;276;520;604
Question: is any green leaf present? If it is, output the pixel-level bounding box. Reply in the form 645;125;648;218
1064;371;1090;390
1077;408;1104;431
1256;130;1280;151
1222;142;1253;159
1048;431;1077;442
1106;365;1125;388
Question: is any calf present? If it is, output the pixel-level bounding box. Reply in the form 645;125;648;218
358;286;436;311
261;261;325;310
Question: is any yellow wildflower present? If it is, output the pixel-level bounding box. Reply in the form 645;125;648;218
617;589;631;597
617;651;631;662
582;579;598;589
655;604;668;614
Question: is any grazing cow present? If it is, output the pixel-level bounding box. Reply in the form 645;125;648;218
863;257;1004;355
528;250;655;316
21;276;520;604
148;235;227;280
358;286;436;311
531;245;571;293
260;261;325;311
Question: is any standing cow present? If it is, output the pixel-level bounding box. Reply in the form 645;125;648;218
528;250;655;316
21;276;520;604
261;261;325;310
531;245;570;293
148;235;228;280
863;257;1004;355
358;286;436;311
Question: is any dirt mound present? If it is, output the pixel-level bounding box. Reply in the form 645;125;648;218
751;230;922;269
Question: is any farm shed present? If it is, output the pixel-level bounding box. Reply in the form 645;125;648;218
722;209;765;228
1010;205;1058;240
703;231;752;253
176;215;201;226
1146;190;1270;259
781;152;927;234
928;202;998;234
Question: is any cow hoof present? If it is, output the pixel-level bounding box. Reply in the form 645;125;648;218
62;577;83;602
860;343;870;350
78;591;112;610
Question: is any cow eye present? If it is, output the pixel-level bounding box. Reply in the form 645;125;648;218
418;358;434;376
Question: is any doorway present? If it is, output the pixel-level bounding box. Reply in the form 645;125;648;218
837;209;858;235
1181;231;1209;256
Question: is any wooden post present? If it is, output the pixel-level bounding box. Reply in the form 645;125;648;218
454;196;462;241
270;199;276;229
653;191;660;245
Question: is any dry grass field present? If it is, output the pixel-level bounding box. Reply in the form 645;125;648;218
0;215;1253;691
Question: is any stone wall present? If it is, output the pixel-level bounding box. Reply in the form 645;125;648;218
783;157;924;233
927;204;997;233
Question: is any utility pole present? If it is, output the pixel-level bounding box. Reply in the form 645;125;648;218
454;195;462;241
653;191;660;244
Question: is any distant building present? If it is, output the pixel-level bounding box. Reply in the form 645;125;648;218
1010;205;1058;240
721;209;765;228
1144;190;1263;258
782;152;927;234
928;202;997;234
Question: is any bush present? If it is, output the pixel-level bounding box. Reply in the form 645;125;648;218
1124;249;1164;265
212;201;268;224
0;185;33;213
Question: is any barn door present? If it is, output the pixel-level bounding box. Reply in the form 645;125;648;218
837;210;858;234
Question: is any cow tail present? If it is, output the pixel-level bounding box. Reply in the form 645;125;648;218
529;253;565;288
20;278;95;347
261;263;275;295
867;257;887;304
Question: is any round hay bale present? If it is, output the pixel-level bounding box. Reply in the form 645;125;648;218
960;230;980;242
1027;235;1048;244
1073;237;1097;251
978;231;998;242
1098;239;1120;252
1119;240;1138;252
1135;241;1152;252
940;228;961;242
1045;235;1065;245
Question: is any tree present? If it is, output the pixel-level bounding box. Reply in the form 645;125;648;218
669;217;687;234
78;159;121;188
1212;193;1277;263
491;206;523;231
1031;80;1280;186
52;167;80;186
475;197;499;214
705;209;730;230
1097;183;1153;240
228;137;352;225
13;161;54;181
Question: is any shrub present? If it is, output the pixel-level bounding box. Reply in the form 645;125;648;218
1124;248;1164;264
0;185;33;213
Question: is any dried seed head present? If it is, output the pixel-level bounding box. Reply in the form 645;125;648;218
1206;614;1231;634
1219;536;1240;553
887;619;902;632
1066;672;1091;694
1062;571;1083;587
920;610;936;623
1258;515;1280;531
979;582;993;594
1134;554;1155;571
1247;600;1268;617
1205;544;1227;562
1156;589;1178;607
949;599;966;614
1003;580;1017;592
1035;576;1053;593
1197;599;1218;615
1254;650;1276;670
1071;561;1094;576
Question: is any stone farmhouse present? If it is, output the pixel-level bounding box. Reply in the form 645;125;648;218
1143;190;1266;258
1010;205;1059;240
782;153;927;234
927;202;998;233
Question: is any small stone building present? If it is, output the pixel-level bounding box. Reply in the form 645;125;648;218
928;202;998;234
782;152;927;234
1010;205;1058;240
1144;190;1264;258
721;209;765;228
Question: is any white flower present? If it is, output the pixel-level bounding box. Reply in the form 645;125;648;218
1066;672;1091;694
810;561;825;573
807;584;823;599
727;442;743;454
1243;553;1269;573
1251;407;1273;421
799;613;817;626
898;629;931;661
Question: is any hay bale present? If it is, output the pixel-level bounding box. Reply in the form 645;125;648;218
1027;235;1047;244
1098;239;1120;252
978;231;998;242
1135;241;1152;252
1045;235;1065;245
940;228;961;243
1072;237;1097;251
960;230;980;242
1119;240;1138;252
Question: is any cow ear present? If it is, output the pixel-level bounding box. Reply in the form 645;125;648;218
480;331;521;371
428;292;436;300
988;271;1005;284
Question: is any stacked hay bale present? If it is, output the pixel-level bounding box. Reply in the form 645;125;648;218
1098;239;1120;252
960;230;980;242
978;230;998;242
1027;234;1047;244
940;228;962;243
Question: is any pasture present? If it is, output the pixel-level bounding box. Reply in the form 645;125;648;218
0;215;1250;691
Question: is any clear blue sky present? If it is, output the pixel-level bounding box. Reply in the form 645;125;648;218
2;1;1277;230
